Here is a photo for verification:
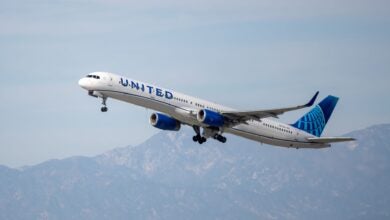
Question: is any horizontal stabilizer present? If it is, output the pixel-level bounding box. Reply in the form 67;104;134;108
307;137;356;143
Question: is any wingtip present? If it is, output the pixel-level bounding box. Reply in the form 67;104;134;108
306;91;319;107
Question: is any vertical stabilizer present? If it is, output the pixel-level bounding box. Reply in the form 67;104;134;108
291;95;339;137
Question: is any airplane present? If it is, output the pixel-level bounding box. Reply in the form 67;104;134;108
79;72;355;149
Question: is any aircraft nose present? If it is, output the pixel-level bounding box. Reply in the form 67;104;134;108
78;78;90;89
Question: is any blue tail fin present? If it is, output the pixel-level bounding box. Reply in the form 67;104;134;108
291;95;339;137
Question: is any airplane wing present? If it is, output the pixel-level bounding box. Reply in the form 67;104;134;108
307;137;356;143
221;91;319;123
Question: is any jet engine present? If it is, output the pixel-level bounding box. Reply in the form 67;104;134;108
149;113;181;131
197;109;225;127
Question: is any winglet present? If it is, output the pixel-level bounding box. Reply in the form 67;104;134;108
305;91;319;107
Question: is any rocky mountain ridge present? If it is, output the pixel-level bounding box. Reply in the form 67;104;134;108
0;124;389;220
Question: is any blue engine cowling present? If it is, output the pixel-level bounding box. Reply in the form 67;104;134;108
197;109;225;127
149;113;181;131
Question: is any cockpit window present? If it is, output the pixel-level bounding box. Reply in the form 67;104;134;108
86;75;100;79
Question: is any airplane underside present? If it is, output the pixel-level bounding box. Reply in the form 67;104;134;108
88;89;329;148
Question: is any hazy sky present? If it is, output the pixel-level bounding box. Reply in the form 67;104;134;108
1;0;389;167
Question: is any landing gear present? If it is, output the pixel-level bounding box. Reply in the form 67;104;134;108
199;137;207;144
192;135;200;142
101;106;108;112
101;97;108;112
192;134;207;144
192;126;207;144
192;126;227;144
214;134;227;143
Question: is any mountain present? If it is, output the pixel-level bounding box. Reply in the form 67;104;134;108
0;124;389;220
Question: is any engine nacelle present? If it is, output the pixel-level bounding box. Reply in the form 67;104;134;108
197;109;225;127
149;113;181;131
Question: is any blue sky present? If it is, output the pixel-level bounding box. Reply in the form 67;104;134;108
0;0;389;167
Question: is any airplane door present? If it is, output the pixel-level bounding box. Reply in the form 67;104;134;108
108;77;113;86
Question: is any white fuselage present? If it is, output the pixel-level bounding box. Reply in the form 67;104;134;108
79;72;329;149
